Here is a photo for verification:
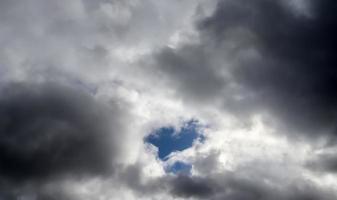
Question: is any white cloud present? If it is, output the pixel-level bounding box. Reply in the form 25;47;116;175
0;0;336;199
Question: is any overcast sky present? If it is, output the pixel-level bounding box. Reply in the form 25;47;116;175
0;0;337;199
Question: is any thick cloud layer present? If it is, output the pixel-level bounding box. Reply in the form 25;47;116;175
119;160;337;200
197;0;337;137
0;82;125;198
307;148;337;174
0;0;337;199
168;172;337;200
153;45;227;103
151;0;337;138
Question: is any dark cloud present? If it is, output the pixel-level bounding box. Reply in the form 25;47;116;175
33;193;75;200
151;0;337;138
307;151;337;173
117;163;215;198
0;81;125;200
0;0;336;199
0;191;76;200
197;0;337;136
138;1;337;197
116;157;336;200
169;175;215;198
192;150;221;175
152;44;227;103
167;172;337;200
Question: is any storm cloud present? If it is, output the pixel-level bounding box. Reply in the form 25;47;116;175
168;172;337;200
151;0;337;139
201;0;337;137
0;82;126;198
0;0;337;199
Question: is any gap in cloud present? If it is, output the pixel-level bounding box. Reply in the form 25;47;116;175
145;119;205;160
166;161;192;175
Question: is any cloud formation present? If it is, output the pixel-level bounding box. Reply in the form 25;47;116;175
0;0;337;199
0;82;126;198
197;0;337;137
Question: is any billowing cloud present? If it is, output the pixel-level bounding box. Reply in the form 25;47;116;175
168;171;337;200
307;147;337;174
197;0;337;137
0;82;126;198
0;0;337;199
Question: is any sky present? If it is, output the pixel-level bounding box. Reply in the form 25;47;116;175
145;120;204;160
0;0;337;199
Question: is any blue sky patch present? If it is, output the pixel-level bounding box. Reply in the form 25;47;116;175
165;161;192;175
145;120;205;160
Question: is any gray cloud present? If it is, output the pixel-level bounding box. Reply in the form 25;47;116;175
167;171;337;200
114;152;336;200
199;0;337;137
136;1;337;197
121;164;337;200
0;189;76;200
162;151;336;199
307;151;337;174
1;0;337;199
152;45;227;103
169;175;215;198
0;81;126;198
150;0;337;139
